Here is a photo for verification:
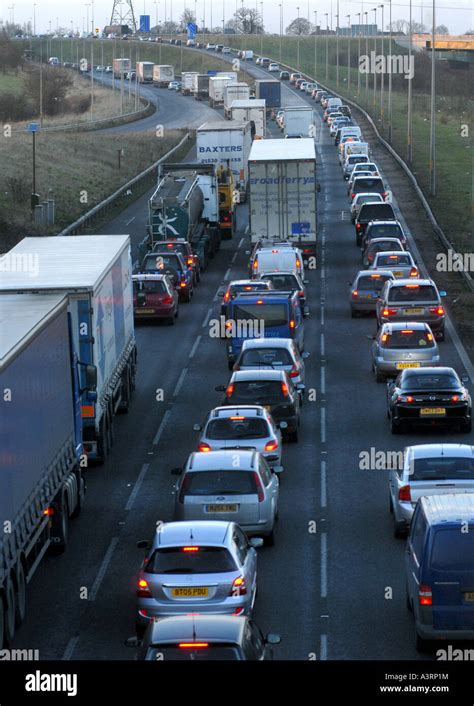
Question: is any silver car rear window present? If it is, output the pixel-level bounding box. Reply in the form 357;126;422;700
182;471;258;496
146;547;237;574
206;418;269;439
388;285;437;303
412;457;474;481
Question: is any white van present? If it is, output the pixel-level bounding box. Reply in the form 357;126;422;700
327;97;342;111
251;247;304;278
341;141;370;166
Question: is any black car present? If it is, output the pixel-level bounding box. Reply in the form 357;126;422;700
126;615;281;660
387;367;472;434
279;71;290;80
216;369;303;442
339;105;352;117
152;239;201;285
140;251;194;302
362;220;406;250
350;176;388;205
355;201;396;246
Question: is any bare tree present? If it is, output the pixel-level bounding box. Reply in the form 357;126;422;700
180;8;197;32
231;7;263;35
435;24;449;34
286;17;313;36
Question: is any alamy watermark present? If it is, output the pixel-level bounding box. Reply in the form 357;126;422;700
0;252;39;278
208;316;265;339
359;51;414;80
436;248;474;273
359;447;414;474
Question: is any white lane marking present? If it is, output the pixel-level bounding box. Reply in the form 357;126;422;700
321;460;327;509
224;268;231;281
244;225;249;236
189;335;202;359
173;368;188;398
320;533;328;598
125;216;135;226
231;252;237;264
125;463;149;511
320;333;325;357
62;636;80;661
202;307;213;328
153;408;171;446
320;634;328;661
238;237;244;249
320;305;325;326
320;367;326;395
89;537;119;601
320;407;326;443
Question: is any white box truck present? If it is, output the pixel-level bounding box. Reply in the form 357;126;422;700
230;99;266;138
216;71;237;80
193;74;210;100
0;235;137;464
197;121;253;202
283;106;315;138
181;71;199;95
152;64;174;87
248;138;318;261
136;61;154;83
223;82;250;119
208;76;238;107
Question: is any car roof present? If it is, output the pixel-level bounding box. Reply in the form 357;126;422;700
241;337;294;350
231;369;287;382
147;615;247;645
228;279;269;287
187;450;257;471
406;444;474;460
367;237;404;246
209;405;268;418
156;521;232;546
354;194;384;201
132;273;169;281
231;291;295;301
388;277;434;287
420;493;474;524
356;269;394;279
382;321;432;332
367;220;402;227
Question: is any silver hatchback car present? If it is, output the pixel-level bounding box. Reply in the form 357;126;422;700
350;270;395;316
370;251;419;279
371;322;440;381
193;406;284;467
233;337;308;386
135;521;262;634
389;444;474;537
173;450;280;544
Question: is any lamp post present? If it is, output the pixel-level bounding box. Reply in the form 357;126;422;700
336;0;339;87
297;6;300;69
364;11;368;106
372;7;377;107
314;11;318;81
429;0;436;195
260;1;263;55
33;4;37;36
379;3;384;126
85;4;90;36
388;0;392;141
407;0;413;163
325;13;329;81
346;14;350;90
357;12;361;96
279;4;282;61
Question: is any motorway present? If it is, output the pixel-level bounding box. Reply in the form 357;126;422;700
11;51;474;661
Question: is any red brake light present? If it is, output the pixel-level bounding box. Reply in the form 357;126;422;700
381;333;389;343
281;382;289;396
256;299;264;304
356;223;361;230
419;584;433;606
296;259;301;268
289;367;299;377
182;546;199;552
167;243;173;248
409;268;418;277
451;395;460;402
162;295;174;305
187;257;194;265
382;308;397;316
137;578;152;597
264;440;279;451
352;290;358;298
231;576;247;595
398;485;411;502
370;274;381;279
405;284;419;289
230;415;245;420
252;473;265;503
406;396;414;403
437;306;444;316
179;643;209;648
180;282;187;288
226;384;234;397
351;193;356;199
43;507;55;516
224;291;230;301
401;330;414;334
244;286;252;290
253;260;258;269
197;442;212;452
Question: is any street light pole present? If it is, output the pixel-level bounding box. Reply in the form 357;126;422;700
297;6;300;69
364;11;368;106
336;0;339;87
379;4;384;127
260;1;263;55
388;0;392;141
325;13;329;81
279;4;282;62
429;0;436;194
314;11;318;81
372;7;377;107
346;14;350;90
407;0;413;163
357;12;361;96
33;4;37;36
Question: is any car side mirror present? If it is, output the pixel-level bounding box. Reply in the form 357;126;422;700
461;375;470;385
439;290;447;297
124;636;141;648
279;421;288;429
296;383;305;391
386;379;395;388
137;540;150;549
266;633;282;645
272;465;284;474
193;424;202;431
215;385;226;392
171;467;183;475
302;351;310;359
245;250;251;256
249;537;264;548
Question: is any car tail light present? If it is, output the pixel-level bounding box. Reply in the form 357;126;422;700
253;259;258;270
137;578;152;598
356;223;361;231
298;290;305;298
187;257;194;265
419;584;433;606
265;440;279;452
197;442;212;452
351;193;356;199
409;268;419;277
43;506;55;516
231;576;248;595
161;295;174;305
289;367;299;378
381;333;389;343
430;306;444;316
397;395;414;403
370;274;381;279
281;382;289;397
398;485;411;502
368;254;375;263
182;546;200;552
179;643;209;648
296;259;301;269
401;330;414;334
382;308;397;316
382;192;388;200
180;281;187;288
451;395;460;402
289;319;295;329
226;384;234;397
224;291;230;301
352;290;358;298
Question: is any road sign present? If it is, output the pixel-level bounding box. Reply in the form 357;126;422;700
27;123;40;133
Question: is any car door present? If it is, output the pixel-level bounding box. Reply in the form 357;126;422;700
234;526;257;596
406;505;427;609
292;299;304;351
259;455;278;519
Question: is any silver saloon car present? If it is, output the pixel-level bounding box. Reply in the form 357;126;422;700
193;405;284;467
389;444;474;537
371;322;440;381
135;521;262;634
173;450;280;544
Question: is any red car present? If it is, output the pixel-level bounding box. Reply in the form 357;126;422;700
132;274;179;325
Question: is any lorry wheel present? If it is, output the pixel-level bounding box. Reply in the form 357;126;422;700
3;577;16;644
51;494;69;554
97;417;109;463
14;562;26;626
71;473;85;519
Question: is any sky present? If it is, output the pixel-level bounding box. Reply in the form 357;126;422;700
4;0;473;36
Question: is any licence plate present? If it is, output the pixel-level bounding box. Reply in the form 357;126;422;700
393;271;404;277
172;587;209;598
206;504;238;513
464;592;474;603
420;408;446;416
137;308;155;314
404;308;424;315
396;362;421;369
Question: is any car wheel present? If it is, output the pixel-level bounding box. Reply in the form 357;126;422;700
264;527;275;547
167;315;175;325
374;366;385;383
394;521;407;539
390;417;402;434
287;429;299;443
406;586;413;612
183;289;192;303
461;418;472;433
415;632;432;654
437;327;445;342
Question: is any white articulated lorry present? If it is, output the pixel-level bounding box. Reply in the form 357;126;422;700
248;138;318;261
181;71;199;95
152;64;174;87
0;235;137;464
196;121;253;202
223;82;250;119
136;61;154;83
282;106;315;138
230;99;266;138
208;76;237;107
